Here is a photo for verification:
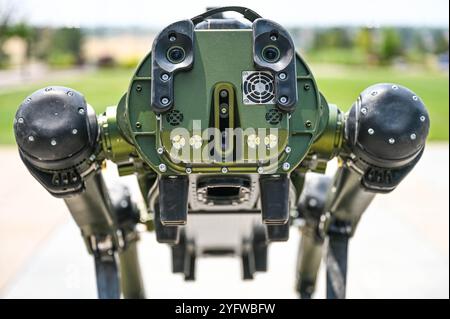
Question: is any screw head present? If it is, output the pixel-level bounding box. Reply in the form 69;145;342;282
410;133;417;140
285;146;291;154
412;95;418;101
279;96;288;104
72;129;78;135
371;91;378;96
257;167;264;174
17;117;24;124
388;138;395;144
50;139;57;146
78;108;85;115
157;147;164;155
28;135;34;142
282;162;290;171
304;84;310;90
45;87;52;92
220;90;228;98
135;122;142;128
368;128;375;135
278;72;287;80
185;167;192;174
221;167;228;174
161;97;170;105
392;85;398;90
270;34;278;41
158;163;167;172
161;73;169;81
305;120;312;128
67;91;74;96
360;108;367;115
420;115;426;122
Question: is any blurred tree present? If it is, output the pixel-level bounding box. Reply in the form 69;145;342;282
355;27;375;55
50;27;84;65
380;28;403;64
432;30;449;54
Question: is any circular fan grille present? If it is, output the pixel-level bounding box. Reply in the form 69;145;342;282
243;72;275;104
166;109;184;126
265;108;283;125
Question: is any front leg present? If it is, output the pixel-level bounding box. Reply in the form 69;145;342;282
13;86;145;299
324;83;430;298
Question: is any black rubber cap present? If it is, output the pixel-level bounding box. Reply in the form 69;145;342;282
346;83;430;167
14;86;98;169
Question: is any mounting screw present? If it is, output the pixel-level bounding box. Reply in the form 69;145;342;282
282;162;291;171
185;167;192;174
72;129;78;135
305;120;312;128
135;122;142;128
279;96;288;104
17;117;24;124
161;73;169;81
67;91;74;96
136;85;142;92
371;91;378;96
368;128;374;135
157;147;164;154
360;107;367;115
420;116;426;122
413;96;418;101
161;97;170;105
45;87;52;92
392;85;398;90
285;146;291;154
158;163;167;172
388;138;395;144
50;139;57;146
220;90;228;98
78;108;85;115
221;167;228;174
257;167;264;174
410;133;417;140
28;136;35;142
278;72;287;80
304;84;310;90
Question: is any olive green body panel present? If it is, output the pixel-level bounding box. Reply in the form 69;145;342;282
106;29;337;175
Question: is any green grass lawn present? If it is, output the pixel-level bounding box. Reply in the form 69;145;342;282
0;65;448;144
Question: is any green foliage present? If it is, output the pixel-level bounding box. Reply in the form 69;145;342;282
50;27;83;64
379;28;403;64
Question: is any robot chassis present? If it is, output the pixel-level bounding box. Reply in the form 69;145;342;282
13;7;429;299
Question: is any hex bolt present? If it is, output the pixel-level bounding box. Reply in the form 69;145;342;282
388;138;395;144
221;167;228;174
368;128;375;135
161;73;170;81
282;162;291;171
157;147;164;155
158;163;167;173
278;73;287;80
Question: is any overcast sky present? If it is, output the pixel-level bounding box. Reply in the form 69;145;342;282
3;0;449;28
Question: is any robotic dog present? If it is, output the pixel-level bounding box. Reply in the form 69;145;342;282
13;7;430;299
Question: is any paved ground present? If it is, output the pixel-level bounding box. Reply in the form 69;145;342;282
0;144;448;299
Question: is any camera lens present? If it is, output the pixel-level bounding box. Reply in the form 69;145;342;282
167;47;185;64
262;46;280;63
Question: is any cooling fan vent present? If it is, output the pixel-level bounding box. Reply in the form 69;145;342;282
242;71;275;105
